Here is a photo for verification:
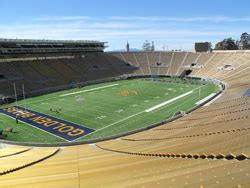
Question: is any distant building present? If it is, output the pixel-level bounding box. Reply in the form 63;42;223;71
126;41;130;52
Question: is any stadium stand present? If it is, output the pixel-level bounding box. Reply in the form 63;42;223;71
0;147;59;175
0;146;31;158
0;49;250;187
0;53;137;99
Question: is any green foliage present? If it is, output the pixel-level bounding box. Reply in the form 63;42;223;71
215;38;238;50
240;32;249;49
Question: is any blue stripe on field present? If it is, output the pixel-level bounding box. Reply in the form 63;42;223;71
0;106;95;141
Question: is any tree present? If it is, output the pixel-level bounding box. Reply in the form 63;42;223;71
215;41;224;50
142;40;155;51
142;40;151;51
208;42;212;51
151;41;155;51
240;32;249;49
215;38;238;50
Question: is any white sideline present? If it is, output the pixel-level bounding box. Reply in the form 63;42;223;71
145;91;193;112
60;84;119;97
75;111;145;140
195;93;217;105
204;93;223;106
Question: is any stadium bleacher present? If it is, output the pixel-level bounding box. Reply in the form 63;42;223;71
0;50;250;187
0;53;137;98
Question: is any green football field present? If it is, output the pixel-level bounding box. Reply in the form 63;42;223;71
0;78;219;143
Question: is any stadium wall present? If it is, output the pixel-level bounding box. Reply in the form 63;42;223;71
213;50;250;53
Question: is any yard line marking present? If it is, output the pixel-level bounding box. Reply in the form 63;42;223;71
146;85;207;113
105;111;144;128
204;93;223;106
86;91;193;136
86;111;144;135
81;85;207;138
195;93;216;105
145;91;193;112
60;84;119;97
115;109;124;113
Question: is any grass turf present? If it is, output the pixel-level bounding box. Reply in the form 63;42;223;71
0;78;219;143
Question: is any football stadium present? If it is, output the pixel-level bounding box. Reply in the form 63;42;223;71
1;1;250;187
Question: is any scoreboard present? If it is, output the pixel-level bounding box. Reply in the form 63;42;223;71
195;42;211;52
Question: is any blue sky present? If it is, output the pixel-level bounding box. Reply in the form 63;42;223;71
0;0;250;51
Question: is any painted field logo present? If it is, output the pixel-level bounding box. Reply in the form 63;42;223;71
0;106;95;141
117;90;138;97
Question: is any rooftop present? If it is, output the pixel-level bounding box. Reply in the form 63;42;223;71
0;38;107;45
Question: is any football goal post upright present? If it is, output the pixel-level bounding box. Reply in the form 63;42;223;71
22;84;27;112
13;82;18;118
199;87;201;101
